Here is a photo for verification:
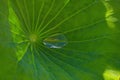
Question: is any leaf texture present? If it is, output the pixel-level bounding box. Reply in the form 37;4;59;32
0;0;120;80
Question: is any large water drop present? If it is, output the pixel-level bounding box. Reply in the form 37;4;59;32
43;33;67;48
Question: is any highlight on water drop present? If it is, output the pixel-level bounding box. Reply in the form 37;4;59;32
43;33;67;49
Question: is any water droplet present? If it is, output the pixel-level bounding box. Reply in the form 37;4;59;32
43;33;67;48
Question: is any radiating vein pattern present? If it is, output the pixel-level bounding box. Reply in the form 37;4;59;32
8;0;120;80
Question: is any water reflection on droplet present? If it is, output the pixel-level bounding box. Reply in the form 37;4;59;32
43;33;67;48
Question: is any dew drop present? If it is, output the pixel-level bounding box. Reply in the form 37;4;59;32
43;33;67;48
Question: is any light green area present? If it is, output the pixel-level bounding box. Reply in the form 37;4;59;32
0;0;120;80
103;69;120;80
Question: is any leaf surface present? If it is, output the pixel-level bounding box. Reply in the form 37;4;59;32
0;0;120;80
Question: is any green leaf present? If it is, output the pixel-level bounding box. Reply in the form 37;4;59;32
0;0;120;80
0;0;17;79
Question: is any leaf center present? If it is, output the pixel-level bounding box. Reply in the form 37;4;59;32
29;34;37;43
